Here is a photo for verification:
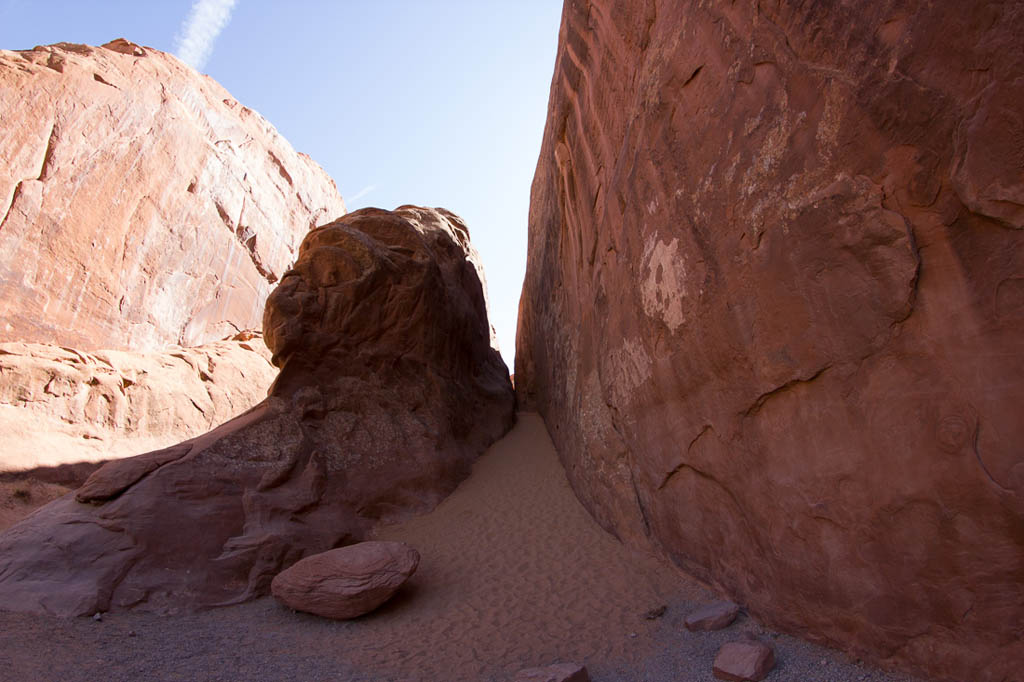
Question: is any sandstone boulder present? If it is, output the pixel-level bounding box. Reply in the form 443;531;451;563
513;663;590;682
0;206;514;616
712;640;776;682
0;332;275;473
684;601;740;632
0;40;345;351
516;2;1024;680
271;541;419;619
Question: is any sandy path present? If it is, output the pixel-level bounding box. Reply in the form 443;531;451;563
0;413;926;681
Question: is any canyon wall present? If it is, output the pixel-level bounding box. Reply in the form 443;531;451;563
0;39;346;351
516;2;1023;680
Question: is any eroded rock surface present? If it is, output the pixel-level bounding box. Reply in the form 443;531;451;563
271;541;419;619
0;332;275;473
516;2;1024;680
0;39;345;351
0;206;514;616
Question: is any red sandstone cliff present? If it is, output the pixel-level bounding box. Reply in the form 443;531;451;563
0;39;346;351
516;2;1024;680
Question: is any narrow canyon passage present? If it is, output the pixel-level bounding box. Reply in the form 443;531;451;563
0;414;923;682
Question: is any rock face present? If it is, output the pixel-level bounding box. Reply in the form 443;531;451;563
271;541;419;619
0;206;514;616
0;39;346;351
516;2;1024;680
0;332;275;473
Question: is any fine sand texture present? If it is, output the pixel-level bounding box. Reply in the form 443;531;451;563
0;413;926;681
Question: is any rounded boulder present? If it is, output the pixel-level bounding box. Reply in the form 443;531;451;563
271;541;420;619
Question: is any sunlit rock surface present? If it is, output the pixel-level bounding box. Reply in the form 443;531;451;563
0;39;346;350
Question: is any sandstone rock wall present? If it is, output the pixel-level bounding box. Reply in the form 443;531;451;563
0;332;275;473
516;2;1024;680
0;207;514;616
0;39;346;351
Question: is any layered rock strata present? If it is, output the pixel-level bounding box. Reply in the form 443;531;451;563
516;2;1024;680
0;39;346;350
0;206;514;616
0;332;275;473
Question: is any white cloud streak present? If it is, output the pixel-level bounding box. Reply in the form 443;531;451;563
174;0;239;71
347;184;377;204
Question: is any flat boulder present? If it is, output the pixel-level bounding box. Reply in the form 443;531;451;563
684;600;740;631
271;541;419;619
513;663;590;682
712;640;775;682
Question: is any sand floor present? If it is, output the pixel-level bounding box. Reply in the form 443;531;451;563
0;413;926;681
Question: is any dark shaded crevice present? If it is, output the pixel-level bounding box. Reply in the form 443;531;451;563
971;421;1012;493
267;151;293;186
657;424;713;491
92;72;118;89
0;181;25;232
682;64;704;87
742;364;832;418
37;122;59;181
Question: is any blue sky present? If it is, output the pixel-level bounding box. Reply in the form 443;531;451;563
0;0;563;368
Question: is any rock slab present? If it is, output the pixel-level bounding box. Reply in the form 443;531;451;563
0;39;345;351
513;663;590;682
515;2;1024;680
712;640;776;682
271;541;419;619
0;206;514;616
684;601;740;632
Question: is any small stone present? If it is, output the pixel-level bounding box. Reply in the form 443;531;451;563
128;630;136;637
92;612;102;622
513;663;590;682
629;632;638;638
685;600;740;631
643;604;667;620
712;639;776;681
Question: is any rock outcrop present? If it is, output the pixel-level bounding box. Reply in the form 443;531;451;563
0;206;514;616
271;541;420;619
0;39;345;351
516;2;1024;680
0;332;275;473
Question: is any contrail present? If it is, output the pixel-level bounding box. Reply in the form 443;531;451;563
174;0;239;71
347;185;377;204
